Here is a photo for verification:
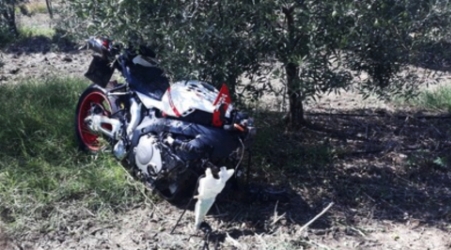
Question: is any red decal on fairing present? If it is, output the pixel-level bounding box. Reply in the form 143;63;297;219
212;84;232;127
167;87;181;117
213;84;232;106
101;39;109;48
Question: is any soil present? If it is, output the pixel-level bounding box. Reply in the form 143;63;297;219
2;8;451;250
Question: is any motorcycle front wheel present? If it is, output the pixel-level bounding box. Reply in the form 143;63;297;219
75;84;119;153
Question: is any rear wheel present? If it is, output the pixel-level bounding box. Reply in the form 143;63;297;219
75;84;119;153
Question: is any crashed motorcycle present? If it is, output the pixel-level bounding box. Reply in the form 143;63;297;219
74;37;255;229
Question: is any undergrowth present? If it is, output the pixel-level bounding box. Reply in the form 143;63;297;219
0;25;55;48
403;84;451;112
17;1;49;15
0;77;144;235
18;25;55;38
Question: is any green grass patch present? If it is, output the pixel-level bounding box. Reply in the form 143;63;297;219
0;77;143;235
403;85;451;111
25;2;49;15
16;2;49;15
0;25;55;48
18;25;55;38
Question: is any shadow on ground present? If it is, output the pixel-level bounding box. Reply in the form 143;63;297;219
2;31;78;54
160;109;451;247
168;180;330;247
258;110;451;229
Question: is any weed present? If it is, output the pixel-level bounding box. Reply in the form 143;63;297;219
18;25;55;38
16;2;49;16
0;25;55;48
0;77;143;235
403;84;451;111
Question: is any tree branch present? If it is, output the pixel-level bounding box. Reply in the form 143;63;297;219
46;0;53;19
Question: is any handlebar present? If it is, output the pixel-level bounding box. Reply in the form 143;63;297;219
82;36;161;76
85;37;114;58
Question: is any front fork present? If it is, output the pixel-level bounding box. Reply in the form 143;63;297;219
84;113;122;140
84;96;142;158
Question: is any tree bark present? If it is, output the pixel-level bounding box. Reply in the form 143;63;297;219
286;62;304;128
2;0;17;36
46;0;53;19
283;5;305;128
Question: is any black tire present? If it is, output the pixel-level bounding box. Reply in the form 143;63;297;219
75;84;119;153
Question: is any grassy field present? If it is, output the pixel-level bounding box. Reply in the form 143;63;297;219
1;76;450;228
0;78;144;236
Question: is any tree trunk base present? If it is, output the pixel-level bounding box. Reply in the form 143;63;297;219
282;113;310;130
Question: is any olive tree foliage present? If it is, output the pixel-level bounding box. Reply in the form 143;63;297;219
342;0;451;99
60;0;188;76
59;0;451;127
0;0;53;44
0;0;29;47
245;0;451;126
0;0;21;36
59;0;262;93
59;0;347;126
247;0;354;126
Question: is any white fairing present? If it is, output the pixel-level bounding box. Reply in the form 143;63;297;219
161;81;222;117
136;80;233;119
136;92;164;111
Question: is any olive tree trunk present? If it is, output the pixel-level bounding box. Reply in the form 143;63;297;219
1;0;17;36
285;62;304;127
283;5;305;128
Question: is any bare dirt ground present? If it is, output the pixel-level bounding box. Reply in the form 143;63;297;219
2;8;451;250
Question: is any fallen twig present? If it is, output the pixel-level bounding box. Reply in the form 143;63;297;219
363;192;405;214
271;201;286;226
226;232;244;249
350;227;367;237
88;225;115;235
299;202;334;232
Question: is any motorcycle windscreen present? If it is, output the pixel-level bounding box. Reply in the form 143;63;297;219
84;55;114;88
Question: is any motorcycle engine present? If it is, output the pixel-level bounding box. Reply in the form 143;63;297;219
133;134;185;178
134;135;162;175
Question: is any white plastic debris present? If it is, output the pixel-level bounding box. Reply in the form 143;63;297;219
194;167;234;229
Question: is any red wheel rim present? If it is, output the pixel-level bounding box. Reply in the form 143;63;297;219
77;91;112;151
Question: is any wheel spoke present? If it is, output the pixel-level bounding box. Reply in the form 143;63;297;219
77;90;114;152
